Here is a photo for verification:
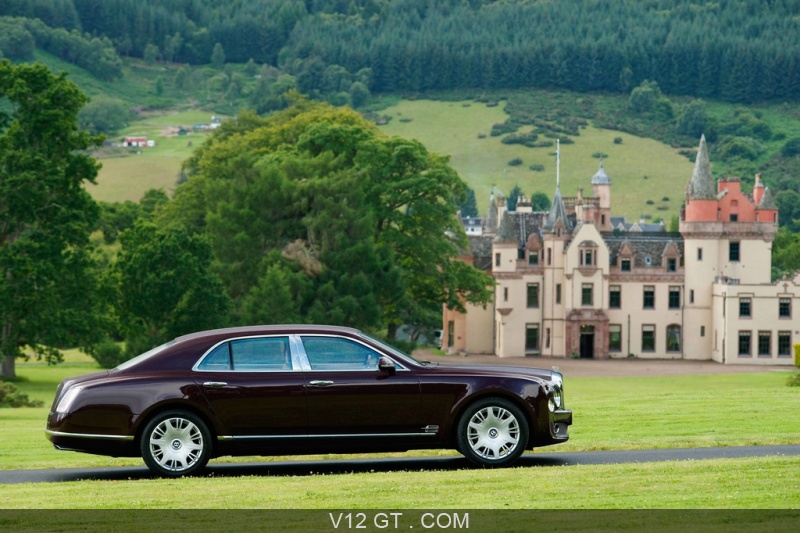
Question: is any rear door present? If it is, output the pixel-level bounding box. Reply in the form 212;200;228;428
194;336;306;437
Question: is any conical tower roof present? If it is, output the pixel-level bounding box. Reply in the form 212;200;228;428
544;186;571;233
485;193;498;234
685;135;716;200
758;187;777;210
591;160;611;185
495;212;517;243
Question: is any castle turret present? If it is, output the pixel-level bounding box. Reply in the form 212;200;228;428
591;160;612;230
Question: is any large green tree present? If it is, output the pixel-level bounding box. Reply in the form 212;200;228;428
0;61;103;379
114;221;231;356
165;98;493;336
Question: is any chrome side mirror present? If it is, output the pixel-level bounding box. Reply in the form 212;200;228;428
378;356;396;375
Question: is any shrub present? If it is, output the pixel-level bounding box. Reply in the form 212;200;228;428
477;133;486;139
0;381;44;408
592;152;609;159
613;137;623;144
646;200;655;205
508;157;523;166
781;138;800;158
662;197;670;202
529;164;545;172
92;338;128;369
787;372;800;387
399;117;412;122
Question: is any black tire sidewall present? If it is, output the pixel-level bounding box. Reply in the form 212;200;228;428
456;397;529;467
140;410;212;477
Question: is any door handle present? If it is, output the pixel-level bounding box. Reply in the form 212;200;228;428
202;381;228;388
309;380;334;387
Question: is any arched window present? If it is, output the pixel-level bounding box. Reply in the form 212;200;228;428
666;325;681;352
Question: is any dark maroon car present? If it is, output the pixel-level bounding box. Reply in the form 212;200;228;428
46;325;572;477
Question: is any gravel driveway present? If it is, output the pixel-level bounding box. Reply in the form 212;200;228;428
412;350;796;377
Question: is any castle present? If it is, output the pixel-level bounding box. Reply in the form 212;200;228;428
444;136;798;365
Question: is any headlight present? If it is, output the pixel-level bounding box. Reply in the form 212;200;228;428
55;386;83;414
548;372;564;412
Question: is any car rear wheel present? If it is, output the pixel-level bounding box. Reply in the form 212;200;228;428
457;397;529;467
140;410;211;477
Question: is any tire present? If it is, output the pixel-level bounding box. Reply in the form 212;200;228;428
456;397;529;467
140;410;212;477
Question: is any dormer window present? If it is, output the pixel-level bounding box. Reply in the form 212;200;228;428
528;251;539;265
621;258;631;272
581;250;594;266
667;258;676;272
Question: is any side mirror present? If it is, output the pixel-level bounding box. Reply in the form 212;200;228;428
378;356;396;375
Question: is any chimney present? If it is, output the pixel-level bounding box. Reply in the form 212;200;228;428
753;173;764;206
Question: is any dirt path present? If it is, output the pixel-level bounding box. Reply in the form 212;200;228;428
411;349;795;377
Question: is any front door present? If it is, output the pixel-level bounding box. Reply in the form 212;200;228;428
300;336;421;436
580;326;595;359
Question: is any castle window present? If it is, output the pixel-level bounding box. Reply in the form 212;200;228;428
503;287;508;302
527;284;539;308
642;325;655;352
643;286;655;309
700;325;705;337
779;298;791;318
547;248;552;265
582;283;593;306
778;332;792;357
609;285;621;309
739;298;751;318
609;324;622;352
668;287;681;309
730;214;738;222
555;284;561;304
697;248;703;261
690;289;695;304
758;331;771;357
666;325;681;352
582;250;594;266
528;251;539;265
621;258;631;272
495;253;501;267
525;324;540;352
644;255;652;266
729;242;740;262
738;331;752;357
667;258;676;272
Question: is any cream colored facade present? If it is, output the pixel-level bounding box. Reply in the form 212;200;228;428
445;137;797;365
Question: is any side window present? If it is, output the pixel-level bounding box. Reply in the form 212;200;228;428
197;342;231;370
230;337;292;371
302;337;380;370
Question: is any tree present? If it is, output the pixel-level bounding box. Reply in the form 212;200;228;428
172;99;493;336
507;185;522;211
211;42;225;69
675;99;708;138
530;191;551;211
0;61;104;379
143;43;159;64
115;222;231;356
459;187;479;218
78;97;132;135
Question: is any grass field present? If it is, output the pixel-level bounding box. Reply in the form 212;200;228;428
89;111;218;203
2;361;798;509
379;99;694;221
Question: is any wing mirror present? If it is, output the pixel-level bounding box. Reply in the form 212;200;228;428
378;356;396;375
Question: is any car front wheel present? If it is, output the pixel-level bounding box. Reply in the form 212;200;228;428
457;397;529;467
140;410;211;477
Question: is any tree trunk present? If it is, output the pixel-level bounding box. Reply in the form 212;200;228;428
1;354;15;380
387;322;398;340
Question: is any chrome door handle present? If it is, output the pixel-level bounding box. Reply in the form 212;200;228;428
309;380;334;387
202;381;228;388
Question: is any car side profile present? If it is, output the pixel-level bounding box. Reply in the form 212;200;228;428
46;325;572;477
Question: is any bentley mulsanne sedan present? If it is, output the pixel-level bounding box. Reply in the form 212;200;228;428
46;325;572;477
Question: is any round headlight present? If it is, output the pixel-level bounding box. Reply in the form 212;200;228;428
552;386;562;409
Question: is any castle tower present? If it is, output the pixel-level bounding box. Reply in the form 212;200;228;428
680;135;778;360
591;160;612;230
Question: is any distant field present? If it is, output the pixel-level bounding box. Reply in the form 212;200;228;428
380;99;694;221
90;111;217;203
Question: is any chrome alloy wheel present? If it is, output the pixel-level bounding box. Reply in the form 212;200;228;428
466;406;521;461
148;416;205;472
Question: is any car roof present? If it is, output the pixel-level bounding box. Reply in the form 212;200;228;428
173;324;361;343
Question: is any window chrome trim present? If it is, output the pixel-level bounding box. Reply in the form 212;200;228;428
192;333;410;373
192;334;303;372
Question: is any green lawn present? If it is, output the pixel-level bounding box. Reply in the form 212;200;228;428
379;99;693;221
2;362;798;509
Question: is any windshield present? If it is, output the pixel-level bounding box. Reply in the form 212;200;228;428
357;332;432;366
114;340;176;371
